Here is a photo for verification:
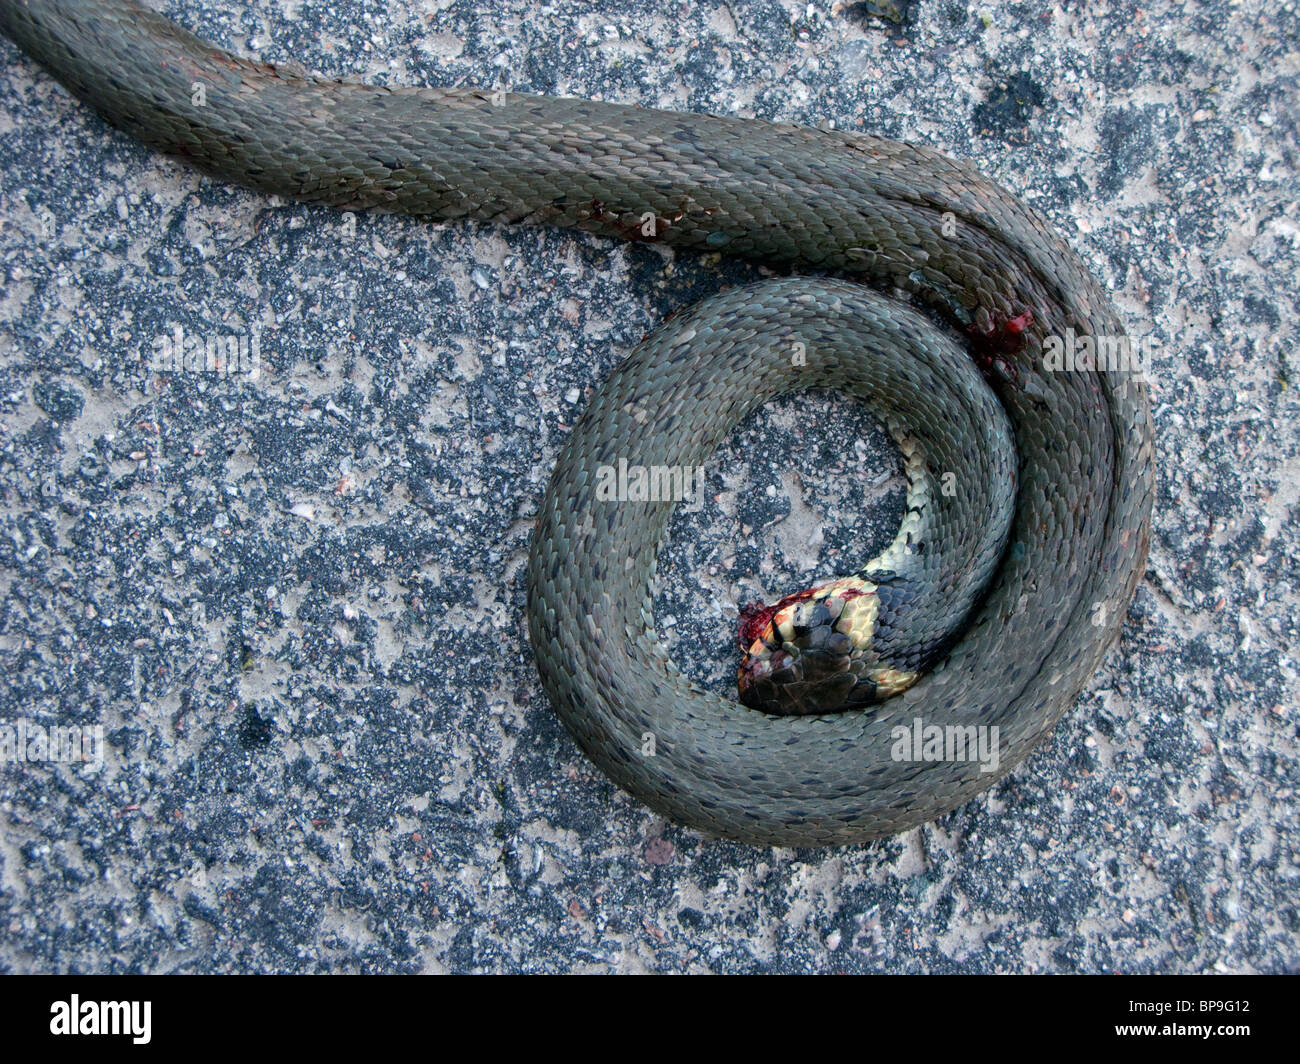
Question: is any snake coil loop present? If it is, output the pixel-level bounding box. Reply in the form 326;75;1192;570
0;0;1153;845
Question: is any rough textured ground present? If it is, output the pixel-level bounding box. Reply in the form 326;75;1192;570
0;0;1296;973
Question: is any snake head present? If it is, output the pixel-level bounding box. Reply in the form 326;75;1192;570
736;579;917;716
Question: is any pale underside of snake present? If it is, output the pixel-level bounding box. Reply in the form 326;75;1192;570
1;0;1154;846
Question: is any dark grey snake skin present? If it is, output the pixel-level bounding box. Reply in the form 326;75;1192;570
0;0;1154;845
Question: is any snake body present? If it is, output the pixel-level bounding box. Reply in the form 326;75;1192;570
1;0;1153;845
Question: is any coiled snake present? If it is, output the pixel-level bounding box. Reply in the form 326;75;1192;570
1;0;1153;846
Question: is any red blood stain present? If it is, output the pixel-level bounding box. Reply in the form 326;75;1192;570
968;306;1034;364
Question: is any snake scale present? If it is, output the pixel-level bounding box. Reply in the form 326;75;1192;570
1;0;1153;846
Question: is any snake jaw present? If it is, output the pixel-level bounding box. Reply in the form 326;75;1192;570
736;579;918;716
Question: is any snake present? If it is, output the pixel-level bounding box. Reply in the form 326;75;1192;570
1;0;1153;846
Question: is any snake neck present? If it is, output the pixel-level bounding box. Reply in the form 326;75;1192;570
736;419;1014;716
